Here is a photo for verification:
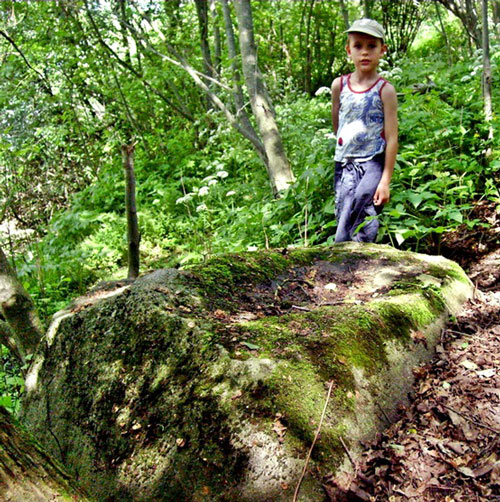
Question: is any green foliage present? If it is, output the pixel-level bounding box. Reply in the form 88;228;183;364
0;345;25;414
377;52;500;250
13;48;500;322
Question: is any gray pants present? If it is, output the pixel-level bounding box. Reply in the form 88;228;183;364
334;155;384;243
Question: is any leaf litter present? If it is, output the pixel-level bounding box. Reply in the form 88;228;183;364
324;249;500;502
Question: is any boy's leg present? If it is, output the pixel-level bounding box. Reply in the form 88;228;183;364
350;157;383;242
334;162;357;242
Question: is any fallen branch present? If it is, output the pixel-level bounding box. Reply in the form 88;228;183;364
447;329;474;337
340;436;374;488
291;305;311;312
376;402;391;424
440;402;500;435
291;300;347;311
293;380;335;502
320;300;347;307
339;435;357;469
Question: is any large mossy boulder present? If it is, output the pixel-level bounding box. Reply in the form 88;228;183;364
21;243;473;501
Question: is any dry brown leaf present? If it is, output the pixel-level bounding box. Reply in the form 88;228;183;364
476;368;496;378
490;463;500;485
446;440;468;455
411;331;428;348
460;359;479;370
456;465;475;477
231;390;243;400
472;453;500;478
213;309;227;319
413;366;429;380
272;415;287;442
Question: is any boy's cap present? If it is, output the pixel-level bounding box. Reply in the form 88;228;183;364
345;18;385;40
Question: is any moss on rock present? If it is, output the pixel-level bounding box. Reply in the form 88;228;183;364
21;243;473;502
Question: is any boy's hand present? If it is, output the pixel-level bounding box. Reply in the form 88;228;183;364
374;182;390;206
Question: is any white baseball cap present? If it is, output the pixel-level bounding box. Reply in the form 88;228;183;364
345;18;385;40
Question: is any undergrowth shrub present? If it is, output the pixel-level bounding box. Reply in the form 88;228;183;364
11;51;500;321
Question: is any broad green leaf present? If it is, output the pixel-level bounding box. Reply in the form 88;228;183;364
241;341;259;351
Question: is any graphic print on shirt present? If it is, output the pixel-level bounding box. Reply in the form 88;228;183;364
335;74;386;163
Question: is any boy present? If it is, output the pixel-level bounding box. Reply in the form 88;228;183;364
331;18;398;242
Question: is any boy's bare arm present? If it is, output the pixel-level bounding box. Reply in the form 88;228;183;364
331;77;341;134
374;82;398;206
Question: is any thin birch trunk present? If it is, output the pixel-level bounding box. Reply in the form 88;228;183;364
435;2;452;64
122;143;140;280
304;0;315;95
233;0;295;194
363;0;373;18
482;0;494;143
220;0;256;135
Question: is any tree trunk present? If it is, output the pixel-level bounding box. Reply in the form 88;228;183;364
0;407;90;502
194;0;214;78
194;0;215;110
210;0;222;76
303;0;315;95
381;0;428;63
493;0;500;40
116;0;132;66
435;2;452;64
0;320;24;365
0;245;42;364
339;0;350;29
233;0;295;194
122;143;141;280
437;0;481;49
220;0;257;135
363;0;373;18
482;0;494;143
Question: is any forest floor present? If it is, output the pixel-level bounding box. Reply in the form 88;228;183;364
324;200;500;502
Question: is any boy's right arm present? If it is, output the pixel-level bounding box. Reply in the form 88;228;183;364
331;77;342;134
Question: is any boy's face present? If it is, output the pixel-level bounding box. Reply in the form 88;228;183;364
346;32;387;73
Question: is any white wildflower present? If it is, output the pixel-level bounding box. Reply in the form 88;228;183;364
314;86;331;96
176;193;194;204
226;190;236;197
198;186;210;196
208;179;218;186
196;204;207;212
247;245;258;251
217;170;229;178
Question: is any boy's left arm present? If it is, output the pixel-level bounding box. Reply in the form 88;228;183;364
374;83;398;206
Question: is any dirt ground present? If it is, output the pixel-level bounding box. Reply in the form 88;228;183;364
323;203;500;502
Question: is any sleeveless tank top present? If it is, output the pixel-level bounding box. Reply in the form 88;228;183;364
334;74;387;163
